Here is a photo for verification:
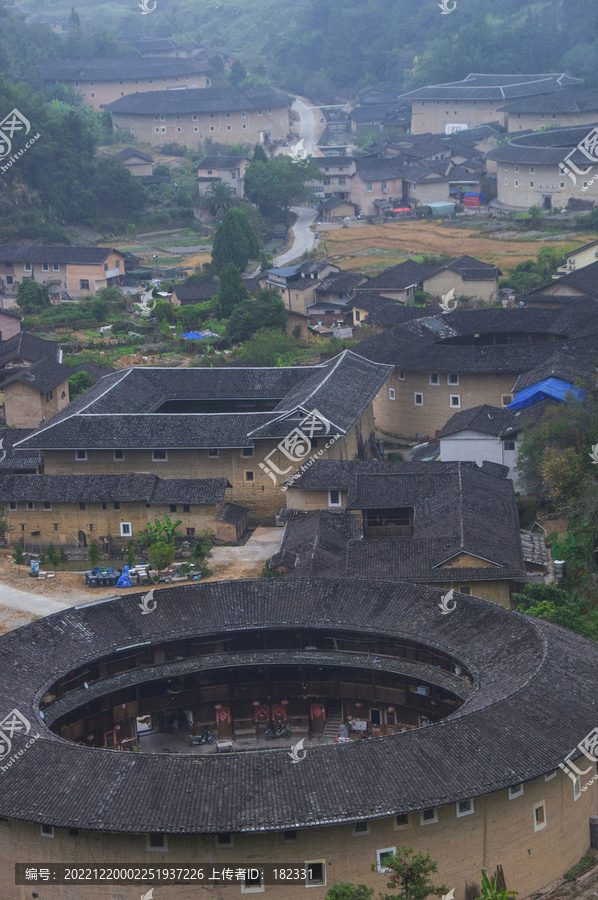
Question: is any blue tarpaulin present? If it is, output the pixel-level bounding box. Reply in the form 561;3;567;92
507;377;586;410
182;330;220;340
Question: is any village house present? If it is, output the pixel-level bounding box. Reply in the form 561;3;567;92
2;358;71;428
498;88;598;133
195;155;249;198
315;271;367;304
348;102;411;133
264;261;340;315
0;332;63;385
0;307;21;341
311;155;356;200
399;73;582;135
403;162;482;205
423;255;501;302
486;124;598;211
38;57;215;113
437;400;555;491
105;87;292;149
319;198;359;220
353;259;439;304
349;156;406;215
114;147;154;177
0;244;126;302
14;352;393;522
524;258;598;306
353;296;439;331
273;459;531;605
0;473;231;552
353;299;598;440
556;238;598;274
0;427;42;475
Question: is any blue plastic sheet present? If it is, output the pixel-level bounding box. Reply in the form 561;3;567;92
508;378;586;410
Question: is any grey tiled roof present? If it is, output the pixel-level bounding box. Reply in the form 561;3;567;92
116;148;154;163
195;155;247;170
354;298;598;374
0;307;22;320
2;358;71;393
282;460;526;578
528;259;598;296
39;56;212;83
105;87;292;115
356;260;439;291
1;575;598;831
316;272;367;295
216;502;249;525
15;353;392;450
0;427;39;471
0;332;60;368
0;243;119;265
486;124;598;165
172;281;221;303
399;73;581;102
0;474;229;504
497;88;598;114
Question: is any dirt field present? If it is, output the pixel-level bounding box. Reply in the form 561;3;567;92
318;221;593;275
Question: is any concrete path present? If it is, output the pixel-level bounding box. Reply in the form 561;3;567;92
209;526;283;576
274;206;316;266
0;582;72;617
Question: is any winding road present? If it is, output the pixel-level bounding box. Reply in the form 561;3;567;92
273;98;318;265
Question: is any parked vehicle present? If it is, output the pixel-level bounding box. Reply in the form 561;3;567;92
263;720;291;741
190;727;216;746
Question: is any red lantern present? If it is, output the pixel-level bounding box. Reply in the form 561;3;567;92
114;724;121;731
355;701;362;708
387;706;395;713
281;699;288;705
214;703;222;710
252;700;260;707
86;734;94;742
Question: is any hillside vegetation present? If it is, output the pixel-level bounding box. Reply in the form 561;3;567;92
12;0;598;98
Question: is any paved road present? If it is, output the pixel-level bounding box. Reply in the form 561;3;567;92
274;206;316;266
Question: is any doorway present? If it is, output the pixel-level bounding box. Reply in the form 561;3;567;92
541;194;553;211
78;530;87;546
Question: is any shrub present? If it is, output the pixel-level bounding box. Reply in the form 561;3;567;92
88;541;101;567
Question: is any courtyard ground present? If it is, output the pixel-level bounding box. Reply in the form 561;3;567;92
0;526;283;632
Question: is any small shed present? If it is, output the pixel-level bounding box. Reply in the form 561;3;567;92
426;201;456;217
216;503;249;542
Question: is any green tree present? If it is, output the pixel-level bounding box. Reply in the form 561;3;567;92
0;517;7;536
68;7;81;29
226;289;288;342
377;847;447;900
148;540;176;575
213;262;251;317
211;208;260;274
252;143;269;163
153;164;171;176
325;884;374;900
513;583;598;639
138;515;182;549
68;371;93;400
16;279;50;315
200;181;240;218
46;543;60;571
13;544;24;573
244;156;324;225
60;545;68;562
239;329;297;366
230;59;247;83
88;541;101;567
126;538;136;568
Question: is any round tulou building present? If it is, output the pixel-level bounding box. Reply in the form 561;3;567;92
0;577;597;899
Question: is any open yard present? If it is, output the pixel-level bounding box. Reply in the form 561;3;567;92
317;220;594;276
